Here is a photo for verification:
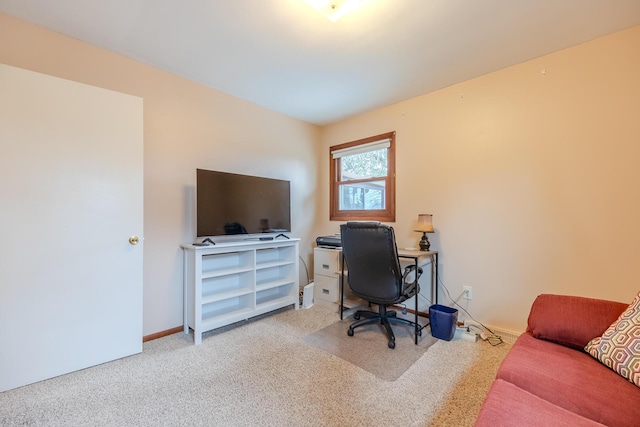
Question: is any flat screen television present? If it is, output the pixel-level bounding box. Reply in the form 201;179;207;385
196;169;291;238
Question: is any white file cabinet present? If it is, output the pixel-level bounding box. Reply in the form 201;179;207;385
313;247;361;311
313;247;341;310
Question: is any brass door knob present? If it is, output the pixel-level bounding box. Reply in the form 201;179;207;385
129;235;140;245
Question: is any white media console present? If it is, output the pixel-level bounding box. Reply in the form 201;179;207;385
181;238;300;344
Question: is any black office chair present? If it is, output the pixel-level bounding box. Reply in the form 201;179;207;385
340;222;423;349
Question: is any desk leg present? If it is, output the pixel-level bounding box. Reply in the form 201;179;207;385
434;253;439;305
414;257;419;345
340;251;345;320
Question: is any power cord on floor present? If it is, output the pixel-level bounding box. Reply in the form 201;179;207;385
437;276;504;347
298;255;310;286
298;255;311;305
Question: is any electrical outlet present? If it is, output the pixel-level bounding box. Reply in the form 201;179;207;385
463;285;472;300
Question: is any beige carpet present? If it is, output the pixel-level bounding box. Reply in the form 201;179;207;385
304;315;438;381
0;305;510;427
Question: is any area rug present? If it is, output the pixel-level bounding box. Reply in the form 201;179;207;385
303;315;438;381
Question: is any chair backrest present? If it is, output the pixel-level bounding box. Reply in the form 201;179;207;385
339;222;404;305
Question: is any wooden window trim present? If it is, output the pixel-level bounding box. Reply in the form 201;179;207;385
329;131;396;222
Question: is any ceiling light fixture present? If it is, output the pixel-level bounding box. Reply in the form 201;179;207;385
303;0;372;22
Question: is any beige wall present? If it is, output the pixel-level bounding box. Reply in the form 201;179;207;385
318;26;640;333
0;13;320;336
2;11;639;337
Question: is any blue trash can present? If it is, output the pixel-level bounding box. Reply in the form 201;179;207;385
429;304;458;341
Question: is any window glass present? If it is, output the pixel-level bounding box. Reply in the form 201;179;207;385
339;180;386;210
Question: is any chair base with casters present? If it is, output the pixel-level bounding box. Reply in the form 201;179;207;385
347;304;421;349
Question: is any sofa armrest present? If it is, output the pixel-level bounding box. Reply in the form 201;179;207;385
526;294;627;350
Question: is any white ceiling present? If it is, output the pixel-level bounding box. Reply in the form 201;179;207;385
2;0;640;125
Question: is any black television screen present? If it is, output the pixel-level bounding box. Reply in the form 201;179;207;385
196;169;291;238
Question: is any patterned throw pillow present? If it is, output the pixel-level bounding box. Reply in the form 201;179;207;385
585;292;640;388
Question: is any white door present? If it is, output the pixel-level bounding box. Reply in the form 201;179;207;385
0;64;143;392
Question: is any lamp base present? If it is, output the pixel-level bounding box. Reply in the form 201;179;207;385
419;232;431;251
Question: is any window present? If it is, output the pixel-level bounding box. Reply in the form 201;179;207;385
330;131;395;222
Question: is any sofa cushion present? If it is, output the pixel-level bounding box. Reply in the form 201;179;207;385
496;333;640;427
475;379;605;427
527;294;627;350
585;291;640;387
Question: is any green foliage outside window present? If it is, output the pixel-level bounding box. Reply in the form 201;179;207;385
341;149;388;179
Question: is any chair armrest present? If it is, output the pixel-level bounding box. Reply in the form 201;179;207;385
401;265;422;298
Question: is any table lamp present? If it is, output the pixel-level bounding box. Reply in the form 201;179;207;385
414;214;434;251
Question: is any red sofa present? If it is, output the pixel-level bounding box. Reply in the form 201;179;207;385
475;294;640;426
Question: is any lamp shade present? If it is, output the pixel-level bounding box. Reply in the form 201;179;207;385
414;214;434;233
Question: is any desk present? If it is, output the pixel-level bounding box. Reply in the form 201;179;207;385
339;249;438;345
397;249;439;308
